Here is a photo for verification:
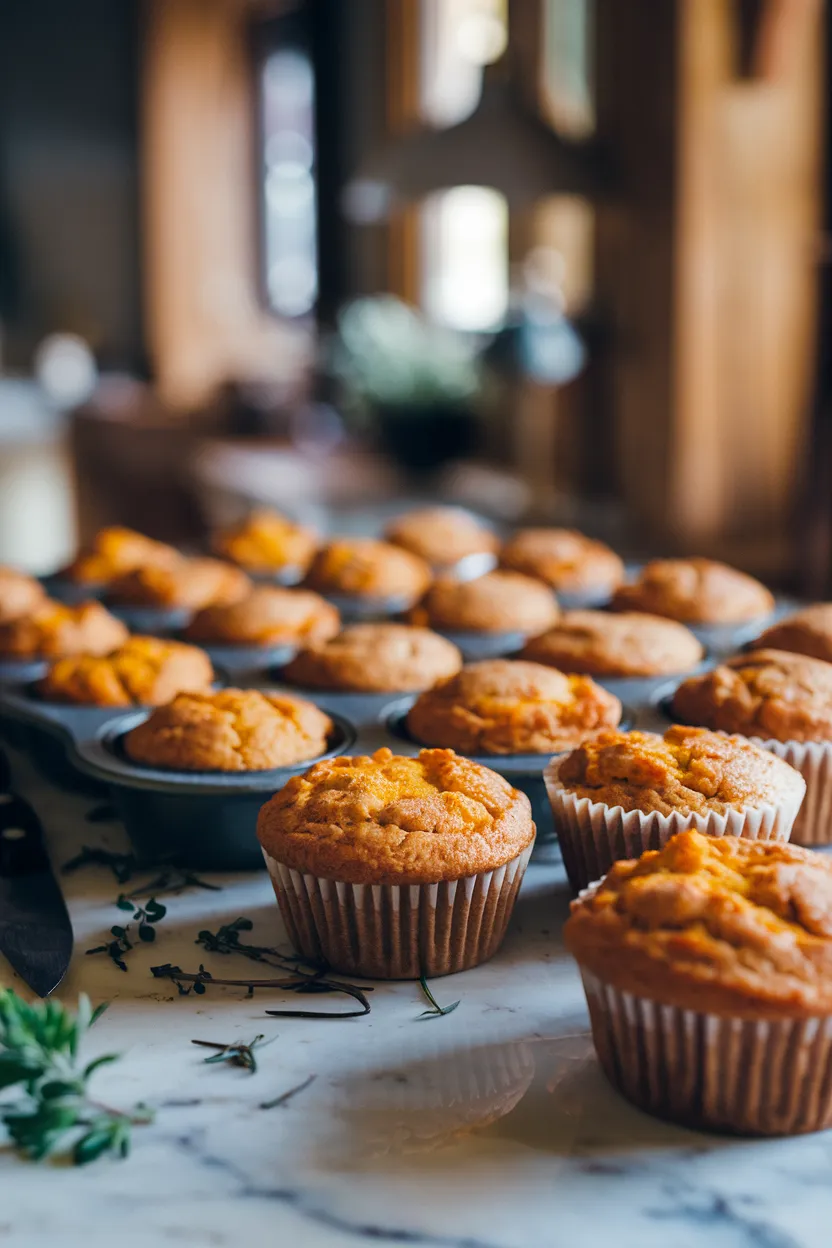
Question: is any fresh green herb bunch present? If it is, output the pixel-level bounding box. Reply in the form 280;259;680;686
0;990;152;1164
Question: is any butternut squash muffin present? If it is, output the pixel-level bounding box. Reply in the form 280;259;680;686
751;603;832;663
499;528;624;598
40;636;214;706
520;610;703;677
124;688;333;772
0;600;129;660
0;566;46;626
384;506;498;568
611;557;774;624
545;724;805;891
213;508;318;577
304;538;432;605
566;830;832;1134
257;745;535;977
185;585;339;649
411;570;559;636
672;649;832;847
282;622;462;692
65;526;179;586
108;557;251;612
407;659;621;756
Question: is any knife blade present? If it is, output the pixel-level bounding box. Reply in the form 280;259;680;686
0;790;74;997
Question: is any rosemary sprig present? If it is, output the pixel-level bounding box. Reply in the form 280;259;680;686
87;897;167;970
128;868;221;899
260;1074;316;1110
418;974;460;1019
192;1035;273;1074
150;963;373;1016
63;846;137;883
0;990;152;1164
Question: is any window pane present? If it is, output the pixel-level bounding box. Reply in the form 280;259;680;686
421;186;508;331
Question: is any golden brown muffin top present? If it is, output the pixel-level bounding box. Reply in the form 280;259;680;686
565;830;832;1018
520;610;704;677
384;507;498;566
751;604;832;664
304;538;432;602
257;746;534;885
185;586;340;647
407;659;622;755
611;557;774;624
66;527;179;585
0;567;47;626
553;724;805;815
124;688;333;772
213;509;319;575
40;636;214;707
499;528;624;595
282;622;463;692
0;600;129;660
108;557;251;611
411;570;559;635
672;649;832;743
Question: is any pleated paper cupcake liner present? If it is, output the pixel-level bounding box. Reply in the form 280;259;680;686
751;737;832;846
579;969;832;1136
543;758;803;893
262;844;533;979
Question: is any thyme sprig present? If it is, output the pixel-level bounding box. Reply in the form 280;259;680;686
87;897;167;971
0;990;152;1165
418;975;460;1019
260;1074;316;1110
63;846;219;898
63;845;137;883
192;1035;273;1074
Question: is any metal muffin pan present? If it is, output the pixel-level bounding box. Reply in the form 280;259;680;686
39;575;105;605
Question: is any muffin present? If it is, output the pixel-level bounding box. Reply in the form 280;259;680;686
65;526;179;586
39;636;214;707
304;539;432;606
213;509;318;577
411;570;559;636
384;506;498;569
282;622;463;693
108;557;251;612
672;649;832;846
520;610;704;678
544;724;806;891
566;830;832;1135
124;688;333;772
751;603;832;663
257;745;535;977
0;567;47;626
0;600;129;660
185;586;340;649
499;528;624;599
611;557;774;624
407;659;621;755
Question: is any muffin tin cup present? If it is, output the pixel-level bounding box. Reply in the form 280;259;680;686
262;842;534;980
321;593;420;624
181;639;297;678
109;604;194;633
0;658;48;686
747;738;832;847
250;565;306;588
434;629;527;662
543;758;803;893
578;967;832;1136
39;575;105;605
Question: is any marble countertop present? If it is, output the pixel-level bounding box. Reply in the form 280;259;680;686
2;749;831;1248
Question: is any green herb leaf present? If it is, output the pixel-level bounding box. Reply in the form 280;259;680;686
418;975;460;1019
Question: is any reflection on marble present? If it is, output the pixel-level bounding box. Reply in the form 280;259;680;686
1;746;832;1248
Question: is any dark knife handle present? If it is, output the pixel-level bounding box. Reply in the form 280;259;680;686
0;794;50;876
0;748;10;794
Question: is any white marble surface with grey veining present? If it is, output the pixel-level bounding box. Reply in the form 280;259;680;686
1;746;831;1248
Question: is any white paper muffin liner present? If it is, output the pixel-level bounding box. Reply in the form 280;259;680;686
578;969;832;1136
543;758;803;893
262;843;533;979
749;737;832;846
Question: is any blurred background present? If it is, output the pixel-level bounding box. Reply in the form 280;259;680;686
0;0;830;590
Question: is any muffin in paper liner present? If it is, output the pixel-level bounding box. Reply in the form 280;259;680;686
543;756;803;894
578;968;832;1136
750;737;832;847
262;843;533;979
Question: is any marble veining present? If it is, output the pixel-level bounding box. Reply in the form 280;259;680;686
1;748;831;1248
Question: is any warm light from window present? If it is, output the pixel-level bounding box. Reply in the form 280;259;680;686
421;186;508;331
261;49;318;318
